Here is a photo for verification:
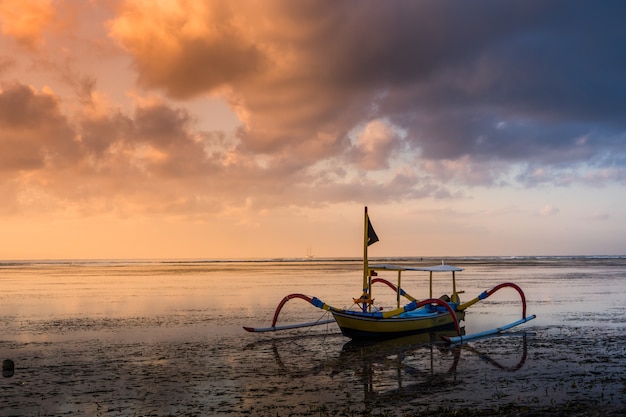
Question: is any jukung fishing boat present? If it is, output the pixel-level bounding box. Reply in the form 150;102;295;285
244;207;535;343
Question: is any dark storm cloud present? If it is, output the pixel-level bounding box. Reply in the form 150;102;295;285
110;0;626;187
380;1;626;168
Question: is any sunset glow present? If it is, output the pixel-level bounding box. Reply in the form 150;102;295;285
1;1;625;259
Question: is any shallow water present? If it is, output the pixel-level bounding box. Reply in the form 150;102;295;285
1;257;625;415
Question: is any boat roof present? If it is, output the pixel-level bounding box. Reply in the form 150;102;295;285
369;263;464;272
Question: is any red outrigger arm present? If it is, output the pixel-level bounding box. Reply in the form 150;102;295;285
458;282;528;318
243;293;335;333
270;293;313;328
371;277;417;301
444;282;536;344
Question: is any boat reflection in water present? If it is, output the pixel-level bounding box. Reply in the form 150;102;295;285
333;330;464;406
244;329;530;413
334;330;529;408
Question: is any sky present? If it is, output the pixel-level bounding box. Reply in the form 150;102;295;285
1;0;625;260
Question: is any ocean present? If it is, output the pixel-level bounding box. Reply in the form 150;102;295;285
1;257;625;415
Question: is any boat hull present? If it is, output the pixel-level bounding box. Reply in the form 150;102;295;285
331;309;465;340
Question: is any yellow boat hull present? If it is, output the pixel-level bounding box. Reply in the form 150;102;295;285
332;309;465;339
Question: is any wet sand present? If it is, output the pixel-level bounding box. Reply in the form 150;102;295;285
2;326;625;416
1;258;626;415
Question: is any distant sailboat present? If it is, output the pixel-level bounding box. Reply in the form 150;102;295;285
305;247;314;260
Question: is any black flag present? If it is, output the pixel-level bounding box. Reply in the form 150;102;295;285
367;217;379;246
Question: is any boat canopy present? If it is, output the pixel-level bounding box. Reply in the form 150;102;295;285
369;263;464;273
369;263;464;306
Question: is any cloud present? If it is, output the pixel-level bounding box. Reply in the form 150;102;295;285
109;1;267;98
106;0;626;188
3;1;626;220
0;82;217;215
539;204;560;217
0;0;57;50
0;81;379;218
0;83;77;171
0;56;14;74
349;119;403;170
586;211;609;221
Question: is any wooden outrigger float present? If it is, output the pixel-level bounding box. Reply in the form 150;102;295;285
244;207;536;342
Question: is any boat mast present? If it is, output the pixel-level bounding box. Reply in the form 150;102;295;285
363;206;370;309
355;206;379;311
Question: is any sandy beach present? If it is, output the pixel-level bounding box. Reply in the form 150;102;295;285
1;258;626;416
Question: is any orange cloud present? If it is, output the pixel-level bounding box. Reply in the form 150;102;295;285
0;80;321;219
0;0;57;50
107;1;375;160
109;1;266;98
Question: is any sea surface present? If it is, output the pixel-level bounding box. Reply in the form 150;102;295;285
1;257;625;415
